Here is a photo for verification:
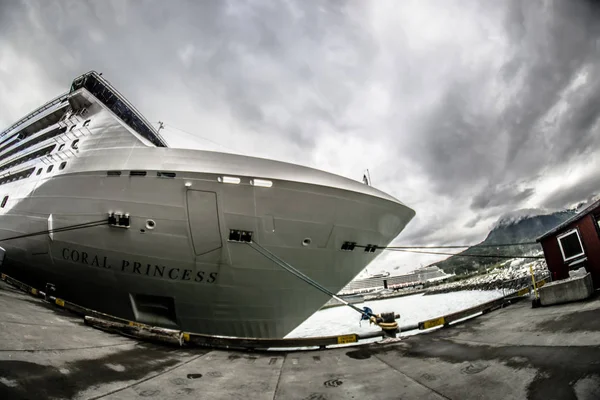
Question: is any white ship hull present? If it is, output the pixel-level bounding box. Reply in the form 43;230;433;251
0;72;415;338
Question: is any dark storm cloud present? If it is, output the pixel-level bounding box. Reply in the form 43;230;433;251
398;0;600;199
2;0;600;270
464;215;483;229
405;79;499;194
0;0;375;150
542;172;600;210
500;0;600;163
471;185;535;210
3;0;598;176
394;216;442;245
556;74;600;157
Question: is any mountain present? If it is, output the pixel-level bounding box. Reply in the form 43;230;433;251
484;209;577;245
432;208;578;275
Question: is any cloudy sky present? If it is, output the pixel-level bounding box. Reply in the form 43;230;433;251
1;0;600;275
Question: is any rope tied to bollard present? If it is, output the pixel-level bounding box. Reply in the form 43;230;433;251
360;307;399;336
246;241;400;337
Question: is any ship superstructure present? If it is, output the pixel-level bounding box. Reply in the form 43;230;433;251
0;71;415;338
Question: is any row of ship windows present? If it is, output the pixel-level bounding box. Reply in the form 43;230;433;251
105;171;273;187
58;139;79;151
0;161;67;208
0;102;89;156
7;118;88;151
0;171;271;210
0;137;79;175
107;171;177;178
0;120;88;204
69;119;91;131
37;161;68;175
0;160;68;188
0;125;71;163
0;167;36;186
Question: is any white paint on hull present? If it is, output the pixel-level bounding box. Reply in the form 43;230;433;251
0;81;415;338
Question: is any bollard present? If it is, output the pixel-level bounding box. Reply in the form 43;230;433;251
529;265;541;308
45;283;56;302
378;312;399;338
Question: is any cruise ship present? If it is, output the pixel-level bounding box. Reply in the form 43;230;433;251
340;265;452;295
0;71;415;338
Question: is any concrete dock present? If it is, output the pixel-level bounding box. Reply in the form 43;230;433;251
1;279;600;399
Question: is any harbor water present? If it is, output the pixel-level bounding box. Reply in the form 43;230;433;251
287;289;506;338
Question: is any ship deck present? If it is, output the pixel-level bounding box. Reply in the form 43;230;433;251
1;278;599;399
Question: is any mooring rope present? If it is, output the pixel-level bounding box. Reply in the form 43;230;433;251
0;219;108;243
246;241;375;319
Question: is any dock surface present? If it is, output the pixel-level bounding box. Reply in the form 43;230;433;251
1;279;599;399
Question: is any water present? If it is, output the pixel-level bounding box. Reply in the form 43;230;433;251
286;290;505;339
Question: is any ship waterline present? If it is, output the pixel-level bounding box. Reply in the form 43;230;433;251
0;71;415;338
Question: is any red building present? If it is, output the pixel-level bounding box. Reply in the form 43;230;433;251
537;200;600;289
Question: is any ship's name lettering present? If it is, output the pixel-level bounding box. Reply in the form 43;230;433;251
61;247;217;283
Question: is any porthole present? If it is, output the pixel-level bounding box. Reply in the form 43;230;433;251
146;219;156;230
47;165;54;173
1;196;8;208
59;161;67;170
302;238;312;247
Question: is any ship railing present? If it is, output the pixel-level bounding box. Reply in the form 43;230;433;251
70;71;168;148
0;92;69;141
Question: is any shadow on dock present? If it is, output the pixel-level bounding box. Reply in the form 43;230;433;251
1;278;600;399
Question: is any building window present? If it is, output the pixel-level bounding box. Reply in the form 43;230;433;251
59;161;67;170
83;119;91;127
47;165;54;173
557;229;585;262
594;214;600;239
36;168;42;176
69;125;76;132
72;139;79;149
58;144;65;151
1;196;7;208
